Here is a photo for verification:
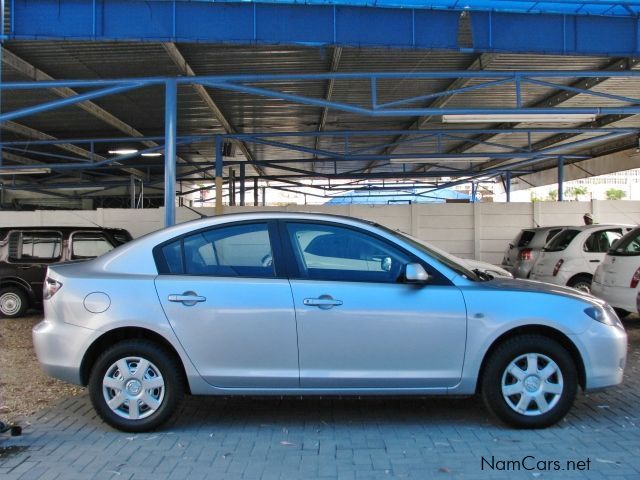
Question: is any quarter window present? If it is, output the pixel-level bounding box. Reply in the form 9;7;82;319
286;223;410;283
71;232;115;259
8;231;62;261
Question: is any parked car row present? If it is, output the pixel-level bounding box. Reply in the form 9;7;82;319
503;224;640;315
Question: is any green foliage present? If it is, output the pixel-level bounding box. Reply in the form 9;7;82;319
564;186;589;201
605;188;626;200
547;189;558;201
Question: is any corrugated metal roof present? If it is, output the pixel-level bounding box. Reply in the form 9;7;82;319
1;41;639;198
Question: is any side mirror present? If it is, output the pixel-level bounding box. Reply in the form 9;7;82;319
405;263;429;283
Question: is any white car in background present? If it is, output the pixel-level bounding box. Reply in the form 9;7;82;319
592;227;640;317
529;224;634;293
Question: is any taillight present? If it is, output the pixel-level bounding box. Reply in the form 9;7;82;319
552;259;564;276
43;277;62;300
631;267;640;289
519;248;533;261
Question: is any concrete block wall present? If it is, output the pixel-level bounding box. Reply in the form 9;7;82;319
2;200;640;264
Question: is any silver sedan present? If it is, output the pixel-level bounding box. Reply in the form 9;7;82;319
33;212;627;432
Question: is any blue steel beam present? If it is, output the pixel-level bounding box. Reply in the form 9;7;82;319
9;1;640;56
1;127;637;146
164;80;177;227
0;83;143;123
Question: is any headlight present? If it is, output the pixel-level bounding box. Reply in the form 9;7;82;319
584;305;623;329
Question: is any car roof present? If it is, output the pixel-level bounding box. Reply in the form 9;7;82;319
0;226;129;234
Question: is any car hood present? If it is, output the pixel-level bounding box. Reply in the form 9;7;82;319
482;277;605;305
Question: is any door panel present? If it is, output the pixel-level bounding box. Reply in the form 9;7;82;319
291;280;467;388
153;221;298;389
155;276;298;388
282;221;467;390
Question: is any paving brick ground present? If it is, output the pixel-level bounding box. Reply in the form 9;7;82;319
1;320;639;479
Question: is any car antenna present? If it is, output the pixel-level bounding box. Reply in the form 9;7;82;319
68;210;104;228
183;204;209;219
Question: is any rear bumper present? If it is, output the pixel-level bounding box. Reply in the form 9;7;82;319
32;318;99;386
591;282;639;313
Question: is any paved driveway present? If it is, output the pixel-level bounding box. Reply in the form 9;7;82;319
1;320;639;480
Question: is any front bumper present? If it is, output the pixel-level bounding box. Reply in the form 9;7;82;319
573;319;627;391
32;319;99;386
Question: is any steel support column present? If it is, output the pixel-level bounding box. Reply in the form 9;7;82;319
505;171;512;202
558;156;565;202
164;79;177;227
239;163;246;206
254;178;259;206
215;135;223;215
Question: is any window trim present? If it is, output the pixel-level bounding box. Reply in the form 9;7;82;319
278;219;451;286
153;220;286;279
69;230;116;260
6;229;64;263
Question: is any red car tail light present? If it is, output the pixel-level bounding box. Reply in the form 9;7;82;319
518;248;532;261
552;259;564;276
631;267;640;289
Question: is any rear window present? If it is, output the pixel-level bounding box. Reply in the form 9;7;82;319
517;230;536;248
545;229;562;244
609;229;640;256
544;229;580;252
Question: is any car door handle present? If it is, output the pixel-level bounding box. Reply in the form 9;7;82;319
303;296;343;309
589;260;600;263
168;292;206;306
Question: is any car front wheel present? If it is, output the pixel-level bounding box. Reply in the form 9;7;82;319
481;335;577;428
89;340;183;432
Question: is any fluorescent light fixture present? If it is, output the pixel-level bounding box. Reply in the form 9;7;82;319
442;113;597;123
141;152;163;157
0;167;51;175
56;186;105;191
390;157;490;164
108;148;138;155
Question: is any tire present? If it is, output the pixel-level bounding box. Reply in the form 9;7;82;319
88;340;184;432
481;335;578;429
0;287;29;318
568;274;592;294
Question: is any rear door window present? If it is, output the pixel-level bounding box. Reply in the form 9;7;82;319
544;229;580;252
8;231;62;262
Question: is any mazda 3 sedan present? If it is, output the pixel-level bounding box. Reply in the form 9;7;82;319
33;213;627;432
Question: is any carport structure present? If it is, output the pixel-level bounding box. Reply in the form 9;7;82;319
1;0;640;225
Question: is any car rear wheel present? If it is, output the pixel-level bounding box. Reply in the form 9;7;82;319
481;335;577;428
568;275;592;294
0;287;28;318
88;340;183;432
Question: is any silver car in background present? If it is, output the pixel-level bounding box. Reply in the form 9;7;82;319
502;226;565;278
33;213;627;432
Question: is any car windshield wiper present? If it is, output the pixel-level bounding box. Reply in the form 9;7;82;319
472;268;493;281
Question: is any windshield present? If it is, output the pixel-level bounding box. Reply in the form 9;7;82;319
376;225;481;281
544;229;580;252
609;228;640;256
